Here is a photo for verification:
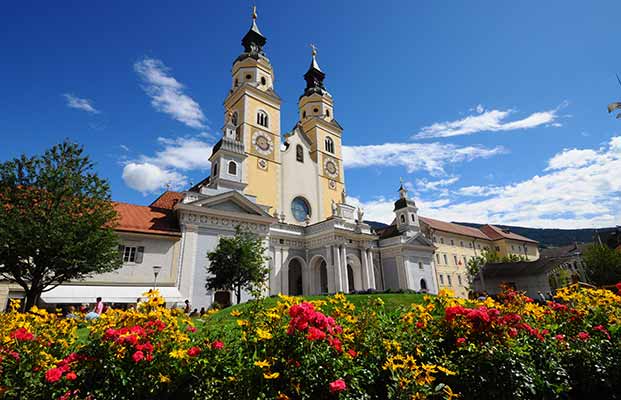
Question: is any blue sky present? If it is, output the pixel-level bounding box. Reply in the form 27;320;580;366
1;1;620;228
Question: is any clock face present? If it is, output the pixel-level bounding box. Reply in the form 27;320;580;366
326;161;337;174
252;132;273;155
291;197;311;222
256;136;270;151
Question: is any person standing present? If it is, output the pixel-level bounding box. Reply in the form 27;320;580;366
183;299;191;314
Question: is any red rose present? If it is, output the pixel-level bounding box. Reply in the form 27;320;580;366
456;337;466;346
329;379;347;393
306;327;326;341
554;334;565;341
10;327;34;341
186;326;197;333
212;340;224;350
347;349;357;358
132;350;145;363
577;332;590;341
187;346;201;357
65;372;77;381
45;368;63;383
508;328;518;337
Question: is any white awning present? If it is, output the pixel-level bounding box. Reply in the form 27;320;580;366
41;285;183;304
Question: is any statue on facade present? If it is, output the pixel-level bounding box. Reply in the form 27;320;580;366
331;200;338;216
357;207;364;224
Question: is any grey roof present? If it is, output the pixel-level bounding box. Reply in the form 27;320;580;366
478;258;563;279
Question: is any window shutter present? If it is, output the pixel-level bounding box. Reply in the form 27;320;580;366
135;247;145;264
118;245;125;261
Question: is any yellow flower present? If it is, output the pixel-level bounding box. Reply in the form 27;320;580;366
263;372;280;379
169;349;187;359
230;309;242;317
443;385;460;399
159;374;171;383
254;359;271;368
237;319;250;327
437;365;457;376
276;393;291;400
256;328;273;340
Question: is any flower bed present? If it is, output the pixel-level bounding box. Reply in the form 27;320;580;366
2;285;621;399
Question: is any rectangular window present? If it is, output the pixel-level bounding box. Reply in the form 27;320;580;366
436;254;440;264
440;237;444;244
477;244;481;249
439;275;444;285
511;245;515;251
432;236;437;243
524;245;528;253
447;275;452;286
460;241;464;247
418;262;424;270
495;246;500;251
123;246;137;263
469;242;473;248
463;256;468;265
453;255;458;265
450;239;454;246
458;275;462;286
443;254;448;264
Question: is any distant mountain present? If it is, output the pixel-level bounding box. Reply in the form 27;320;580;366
454;222;608;248
364;219;612;249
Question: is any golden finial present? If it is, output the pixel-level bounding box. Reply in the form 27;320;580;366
310;43;317;57
252;5;257;20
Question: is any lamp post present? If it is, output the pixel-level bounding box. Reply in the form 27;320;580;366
152;265;162;290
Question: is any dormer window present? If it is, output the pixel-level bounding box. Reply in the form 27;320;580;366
324;136;334;153
257;110;269;128
296;145;304;163
228;161;237;176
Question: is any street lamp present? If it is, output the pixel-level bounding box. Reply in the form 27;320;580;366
152;265;163;290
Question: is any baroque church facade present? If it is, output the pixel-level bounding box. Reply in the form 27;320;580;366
0;10;539;310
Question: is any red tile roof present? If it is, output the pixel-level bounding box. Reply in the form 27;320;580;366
480;224;538;244
149;191;184;210
419;216;491;240
113;200;180;237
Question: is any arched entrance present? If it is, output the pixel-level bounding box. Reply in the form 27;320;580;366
288;258;303;296
347;265;355;293
309;256;329;295
420;279;428;292
319;260;328;294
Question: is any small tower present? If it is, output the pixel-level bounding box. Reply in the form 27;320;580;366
207;110;247;192
394;180;420;233
298;45;344;220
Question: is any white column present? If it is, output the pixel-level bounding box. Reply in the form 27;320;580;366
361;248;369;289
367;249;376;289
271;246;281;295
280;247;289;295
326;246;335;293
333;245;343;292
178;225;198;302
341;246;349;293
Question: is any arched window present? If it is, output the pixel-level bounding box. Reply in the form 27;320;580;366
227;161;237;175
411;214;416;222
234;78;239;87
231;111;238;126
257;110;269;128
324;137;334;153
296;145;304;162
260;76;267;86
302;110;307;118
326;109;330;117
420;279;428;291
400;215;405;223
212;162;218;177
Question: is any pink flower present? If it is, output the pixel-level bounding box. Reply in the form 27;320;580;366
307;327;326;341
187;346;201;357
554;334;565;341
132;350;145;363
212;340;224;350
329;379;347;393
593;325;611;340
45;367;63;383
456;337;466;346
186;326;197;333
508;328;518;337
577;332;590;341
347;349;357;358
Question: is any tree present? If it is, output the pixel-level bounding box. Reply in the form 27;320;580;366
0;141;122;310
582;244;621;286
205;226;270;305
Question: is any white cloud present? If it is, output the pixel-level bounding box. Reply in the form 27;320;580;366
417;176;460;191
122;135;214;194
413;102;565;139
122;162;187;194
342;142;505;175
545;148;599;170
63;93;100;114
134;58;206;129
351;137;621;228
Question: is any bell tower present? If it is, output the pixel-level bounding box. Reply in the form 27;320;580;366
298;45;344;220
224;6;281;214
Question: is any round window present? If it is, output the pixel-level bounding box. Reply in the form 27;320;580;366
291;197;311;222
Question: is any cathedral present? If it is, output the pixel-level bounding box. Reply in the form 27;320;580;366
0;10;540;310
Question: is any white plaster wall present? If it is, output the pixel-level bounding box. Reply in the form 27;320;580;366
404;255;437;294
281;133;320;225
381;257;399;290
87;233;178;285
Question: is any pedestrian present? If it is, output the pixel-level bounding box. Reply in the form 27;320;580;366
199;307;206;316
189;308;199;317
184;299;191;314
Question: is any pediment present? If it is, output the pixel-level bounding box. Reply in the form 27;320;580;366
186;191;272;218
405;232;435;248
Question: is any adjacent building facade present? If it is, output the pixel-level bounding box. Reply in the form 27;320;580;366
0;10;541;311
